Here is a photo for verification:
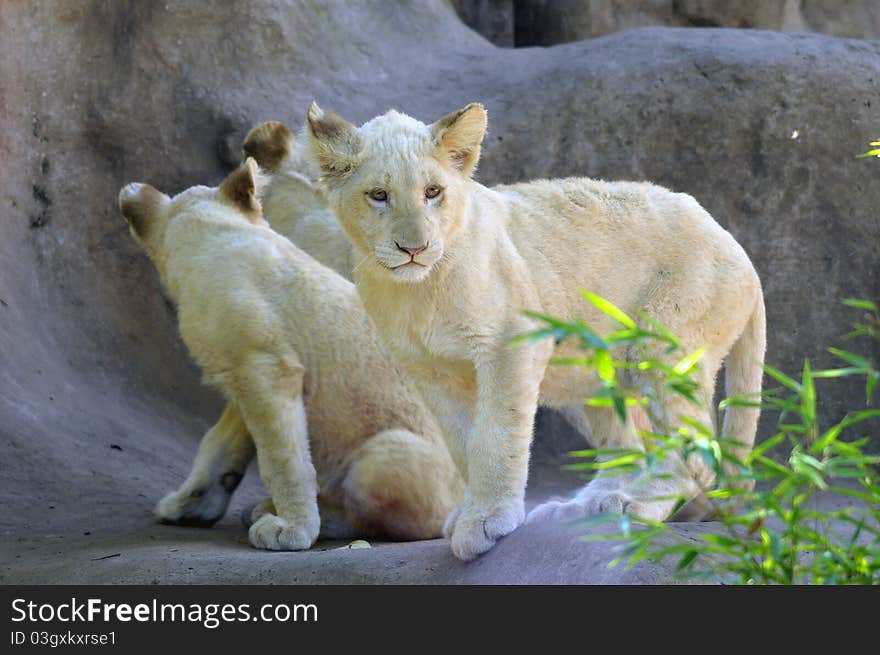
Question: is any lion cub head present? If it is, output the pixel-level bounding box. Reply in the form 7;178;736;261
305;101;487;283
118;157;265;266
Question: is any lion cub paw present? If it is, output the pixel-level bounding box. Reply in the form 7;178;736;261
240;498;275;529
446;497;525;561
155;475;241;527
248;512;320;551
527;489;663;524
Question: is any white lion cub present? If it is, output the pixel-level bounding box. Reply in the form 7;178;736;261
119;159;462;549
305;102;766;561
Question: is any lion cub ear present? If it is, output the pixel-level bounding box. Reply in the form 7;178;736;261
430;102;488;176
119;183;169;239
219;157;265;223
242;121;294;173
305;101;361;183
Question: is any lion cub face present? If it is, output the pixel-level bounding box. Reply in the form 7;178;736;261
306;102;487;283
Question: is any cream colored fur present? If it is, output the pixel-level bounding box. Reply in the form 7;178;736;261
305;102;766;561
120;159;462;550
245;119;601;448
244;121;357;279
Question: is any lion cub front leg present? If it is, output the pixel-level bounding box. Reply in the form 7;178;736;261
446;344;550;560
155;403;255;526
233;354;320;551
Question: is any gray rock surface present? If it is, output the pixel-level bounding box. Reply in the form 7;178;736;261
1;1;878;584
679;0;880;38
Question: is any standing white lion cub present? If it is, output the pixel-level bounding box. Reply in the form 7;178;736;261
305;102;766;561
119;159;462;550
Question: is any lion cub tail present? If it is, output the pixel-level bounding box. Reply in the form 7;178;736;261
720;289;766;492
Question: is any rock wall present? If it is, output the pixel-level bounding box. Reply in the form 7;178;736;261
451;0;516;46
454;0;880;45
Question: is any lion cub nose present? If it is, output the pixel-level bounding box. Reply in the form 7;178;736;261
395;241;429;257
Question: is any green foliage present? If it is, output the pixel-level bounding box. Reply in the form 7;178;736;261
518;296;880;584
856;139;880;159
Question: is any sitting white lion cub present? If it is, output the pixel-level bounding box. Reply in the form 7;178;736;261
305;102;766;561
150;122;360;534
119;159;462;549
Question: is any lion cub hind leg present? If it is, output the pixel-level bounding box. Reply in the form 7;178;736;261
527;403;641;524
528;394;713;524
155;403;255;527
596;368;718;522
342;429;464;541
231;353;321;551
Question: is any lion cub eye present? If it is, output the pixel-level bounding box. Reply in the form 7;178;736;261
425;185;442;199
368;188;388;202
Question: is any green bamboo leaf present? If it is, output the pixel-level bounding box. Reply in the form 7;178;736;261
612;392;628;424
702;534;741;547
868;372;878;403
833;409;880;432
673;346;706;375
623;541;657;569
509;327;565;346
678;415;713;436
571;319;609;350
790;458;826;489
812;421;844;454
603;329;641;346
828;348;872;368
569;447;636;458
706;488;738;499
811;367;867;379
594;350;616;384
635;311;681;348
841;299;879;311
778;423;809;434
581;291;636;329
828;439;870;457
754;454;793;477
589;453;646;469
669;383;700;405
749;433;785;459
795;451;824;471
763;364;802;393
719;392;764;410
801;359;816;426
